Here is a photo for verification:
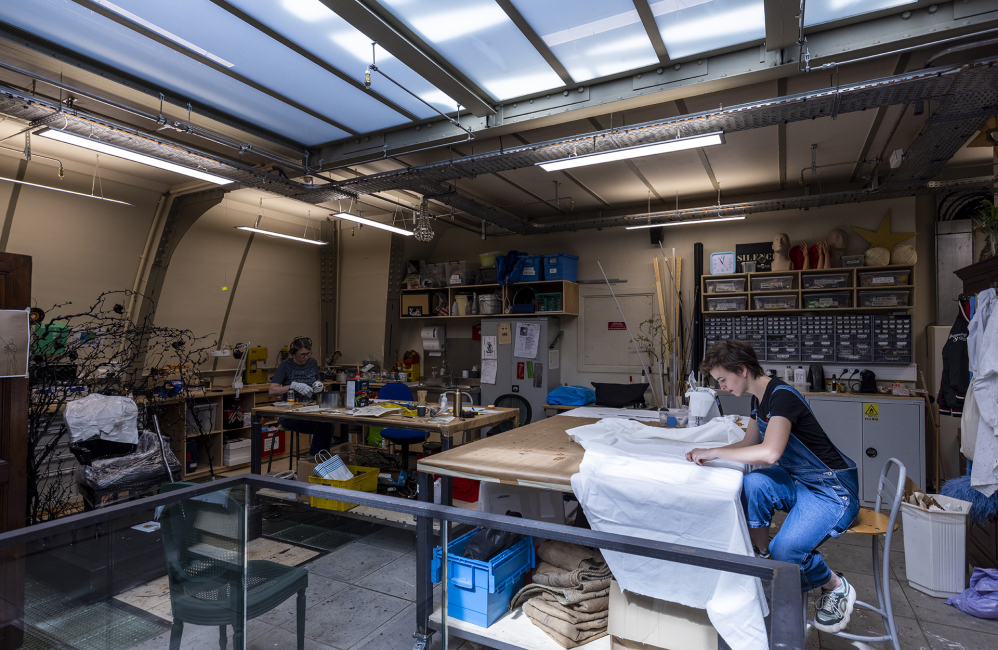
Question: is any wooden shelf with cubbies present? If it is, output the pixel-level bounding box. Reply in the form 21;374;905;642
400;280;580;318
702;265;915;316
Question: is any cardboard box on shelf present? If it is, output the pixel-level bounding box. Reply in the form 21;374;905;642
608;580;716;650
401;293;430;317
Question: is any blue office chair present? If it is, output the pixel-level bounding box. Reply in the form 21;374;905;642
378;383;428;472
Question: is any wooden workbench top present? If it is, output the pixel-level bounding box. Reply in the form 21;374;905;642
251;403;518;436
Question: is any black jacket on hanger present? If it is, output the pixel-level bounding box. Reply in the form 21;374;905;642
938;307;970;416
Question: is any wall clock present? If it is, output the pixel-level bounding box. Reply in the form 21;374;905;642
710;251;736;275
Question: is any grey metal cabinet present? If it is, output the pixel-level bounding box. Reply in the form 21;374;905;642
805;396;924;506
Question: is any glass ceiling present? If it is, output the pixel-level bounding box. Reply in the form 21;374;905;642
0;0;921;148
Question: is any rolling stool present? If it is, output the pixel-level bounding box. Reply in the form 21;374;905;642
377;383;428;472
806;458;906;650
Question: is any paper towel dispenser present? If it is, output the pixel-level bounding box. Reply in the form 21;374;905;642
421;326;446;356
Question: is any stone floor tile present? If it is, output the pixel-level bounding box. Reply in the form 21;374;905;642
920;619;998;650
287;585;409;649
248;624;339;650
306;542;405;583
254;575;350;627
901;581;998;637
361;527;417;554
356;552;418;602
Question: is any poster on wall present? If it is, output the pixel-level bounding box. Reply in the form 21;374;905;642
735;242;775;272
0;308;30;378
482;335;497;360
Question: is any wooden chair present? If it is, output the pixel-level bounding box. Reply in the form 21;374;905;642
807;458;906;650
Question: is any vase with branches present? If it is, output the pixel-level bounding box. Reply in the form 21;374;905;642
975;198;998;260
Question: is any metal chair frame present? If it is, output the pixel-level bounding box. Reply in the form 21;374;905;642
806;458;906;650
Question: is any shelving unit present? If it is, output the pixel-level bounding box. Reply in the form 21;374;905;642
702;265;915;315
401;280;579;318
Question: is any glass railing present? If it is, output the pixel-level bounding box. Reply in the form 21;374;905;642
0;475;804;650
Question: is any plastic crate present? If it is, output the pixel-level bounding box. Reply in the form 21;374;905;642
308;465;379;512
902;495;971;597
432;528;535;627
452;478;480;502
536;292;563;312
543;254;578;281
802;292;851;309
518;254;542;281
448;261;481;286
754;295;797;310
705;278;746;293
751;276;794;292
859;290;909;307
859;270;909;287
706;296;747;312
802;273;849;289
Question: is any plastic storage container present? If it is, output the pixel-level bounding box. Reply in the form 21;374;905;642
479;251;503;268
902;494;971;597
432;528;535;627
186;402;217;435
859;290;910;307
803;292;851;309
802;273;849;289
707;296;747;312
705;278;746;294
754;295;797;310
543;254;579;282
421;262;446;287
308;465;379;511
448;261;481;286
751;276;794;292
518;254;542;281
536;293;563;312
859;270;910;287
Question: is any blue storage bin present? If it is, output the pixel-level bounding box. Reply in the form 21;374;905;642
431;528;535;627
543;254;579;281
518;254;542;281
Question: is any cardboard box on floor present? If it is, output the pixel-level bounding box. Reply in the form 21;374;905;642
608;580;716;650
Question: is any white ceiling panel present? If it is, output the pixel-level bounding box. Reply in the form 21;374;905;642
653;0;765;60
804;1;917;27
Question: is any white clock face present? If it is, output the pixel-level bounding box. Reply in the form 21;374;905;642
711;253;735;274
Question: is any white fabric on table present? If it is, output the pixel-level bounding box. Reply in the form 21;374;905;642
970;289;998;496
568;418;768;650
556;406;662;422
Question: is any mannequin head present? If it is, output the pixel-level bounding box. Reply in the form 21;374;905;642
826;229;846;250
773;233;790;253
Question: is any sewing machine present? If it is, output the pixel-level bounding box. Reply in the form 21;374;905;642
685;373;722;427
244;346;269;384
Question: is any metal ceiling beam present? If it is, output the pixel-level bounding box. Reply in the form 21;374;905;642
508;132;609;207
851;53;911;183
494;0;573;86
764;0;801;52
777;77;787;189
315;6;998;167
318;0;495;117
632;0;669;62
0;21;307;154
588;116;663;202
67;0;359;136
205;0;420;123
446;145;567;214
673;99;720;194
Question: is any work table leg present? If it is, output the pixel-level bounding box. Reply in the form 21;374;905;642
248;414;263;540
414;470;434;650
250;413;262;475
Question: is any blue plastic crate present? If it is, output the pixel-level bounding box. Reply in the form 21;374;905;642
431;528;535;627
543;254;579;282
518;254;542;282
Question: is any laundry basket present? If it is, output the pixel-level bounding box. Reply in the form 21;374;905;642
901;494;972;597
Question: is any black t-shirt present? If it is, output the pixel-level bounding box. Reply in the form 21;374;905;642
751;378;847;470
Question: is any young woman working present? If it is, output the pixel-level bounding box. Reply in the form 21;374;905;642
269;336;334;455
686;339;860;634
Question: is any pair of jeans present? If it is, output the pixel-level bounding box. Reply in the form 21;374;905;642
278;417;338;456
750;383;860;591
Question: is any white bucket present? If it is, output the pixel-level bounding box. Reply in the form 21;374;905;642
901;493;971;597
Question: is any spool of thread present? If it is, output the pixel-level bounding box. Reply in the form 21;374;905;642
891;244;917;265
865;247;890;266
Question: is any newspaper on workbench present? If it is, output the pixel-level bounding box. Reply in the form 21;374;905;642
352;404;404;418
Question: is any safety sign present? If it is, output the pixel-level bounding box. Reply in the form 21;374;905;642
863;404;879;421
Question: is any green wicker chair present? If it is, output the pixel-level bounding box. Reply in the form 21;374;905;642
158;483;308;650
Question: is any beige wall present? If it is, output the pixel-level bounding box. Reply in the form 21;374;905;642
336;223;392;365
401;197;935;391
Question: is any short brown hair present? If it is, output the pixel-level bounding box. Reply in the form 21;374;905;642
700;339;764;379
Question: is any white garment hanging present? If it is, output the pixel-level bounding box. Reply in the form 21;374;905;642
968;289;998;496
568;419;768;650
962;387;980;460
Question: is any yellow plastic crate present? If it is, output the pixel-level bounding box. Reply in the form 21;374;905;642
308;465;379;511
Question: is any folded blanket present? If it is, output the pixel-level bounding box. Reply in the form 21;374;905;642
523;601;608;648
511;582;610;609
532;560;613;590
539;591;609;615
538;541;605;573
527;594;608;624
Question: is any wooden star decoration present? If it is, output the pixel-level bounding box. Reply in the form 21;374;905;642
851;210;918;251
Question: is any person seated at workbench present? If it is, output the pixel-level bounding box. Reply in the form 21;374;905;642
269;336;332;455
687;339;859;635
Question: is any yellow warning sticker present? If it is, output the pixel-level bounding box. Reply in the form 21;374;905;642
864;404;879;421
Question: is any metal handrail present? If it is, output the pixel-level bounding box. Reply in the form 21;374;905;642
0;474;805;649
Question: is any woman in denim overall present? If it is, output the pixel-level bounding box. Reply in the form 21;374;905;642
687;340;860;634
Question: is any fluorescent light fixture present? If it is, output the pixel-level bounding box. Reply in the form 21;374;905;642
35;128;234;185
235;226;327;245
625;215;745;230
0;176;131;205
330;212;414;236
539;132;724;171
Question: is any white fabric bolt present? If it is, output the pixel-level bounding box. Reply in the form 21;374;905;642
568;418;767;650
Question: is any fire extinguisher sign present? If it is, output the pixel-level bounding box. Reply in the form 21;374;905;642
608;322;626;330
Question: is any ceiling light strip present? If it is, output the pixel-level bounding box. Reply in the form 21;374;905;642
35;128;234;185
0;176;131;205
538;132;725;172
330;212;414;236
235;226;326;245
625;215;745;230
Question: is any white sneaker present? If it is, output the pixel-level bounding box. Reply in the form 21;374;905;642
812;574;856;634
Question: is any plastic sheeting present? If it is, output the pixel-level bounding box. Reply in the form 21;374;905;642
77;431;180;496
568;418;768;650
65;393;139;445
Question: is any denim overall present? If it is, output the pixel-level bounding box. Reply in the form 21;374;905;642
744;384;860;591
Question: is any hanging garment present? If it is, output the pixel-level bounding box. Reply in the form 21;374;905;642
969;289;998;496
568;418;768;650
939;307;971;416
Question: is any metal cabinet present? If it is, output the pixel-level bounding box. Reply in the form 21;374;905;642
806;396;924;506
